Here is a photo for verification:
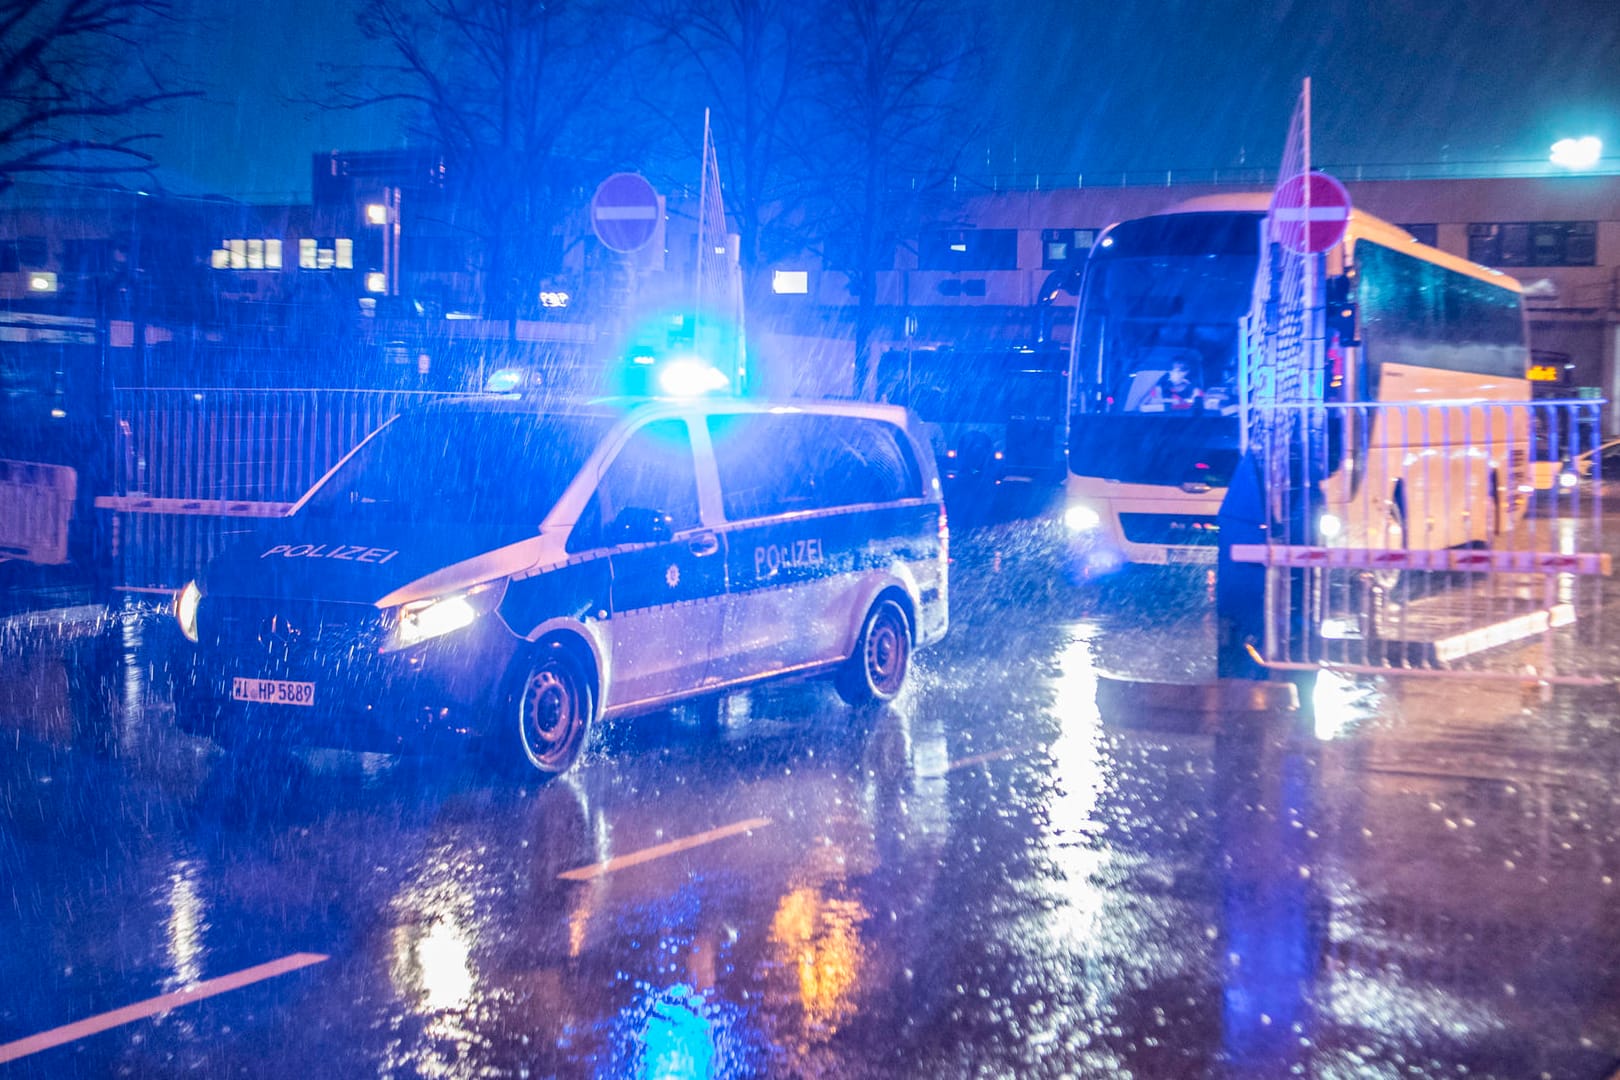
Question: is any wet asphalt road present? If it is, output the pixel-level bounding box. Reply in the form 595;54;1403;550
6;507;1620;1078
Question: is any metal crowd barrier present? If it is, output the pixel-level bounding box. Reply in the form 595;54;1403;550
102;388;476;591
0;459;78;565
1232;398;1613;685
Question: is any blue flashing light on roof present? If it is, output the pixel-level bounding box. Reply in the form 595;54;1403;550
484;367;525;394
657;358;731;398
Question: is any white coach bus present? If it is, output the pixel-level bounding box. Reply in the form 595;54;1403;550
1062;193;1531;568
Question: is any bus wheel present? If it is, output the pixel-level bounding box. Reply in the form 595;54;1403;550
493;642;594;778
836;598;912;707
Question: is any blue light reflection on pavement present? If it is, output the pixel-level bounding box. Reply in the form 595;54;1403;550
606;978;761;1080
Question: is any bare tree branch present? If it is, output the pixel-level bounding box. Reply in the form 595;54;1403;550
798;0;988;396
0;0;198;190
325;0;650;324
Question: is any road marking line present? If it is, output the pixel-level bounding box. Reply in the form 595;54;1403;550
945;745;1035;772
0;952;329;1064
558;817;772;881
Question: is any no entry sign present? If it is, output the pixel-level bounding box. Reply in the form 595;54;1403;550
1269;171;1351;254
590;173;660;254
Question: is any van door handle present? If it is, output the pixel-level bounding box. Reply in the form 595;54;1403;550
688;532;720;557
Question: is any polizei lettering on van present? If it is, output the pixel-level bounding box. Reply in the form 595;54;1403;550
261;543;400;563
754;537;824;578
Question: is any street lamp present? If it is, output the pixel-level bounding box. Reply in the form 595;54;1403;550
1550;136;1602;170
365;189;400;296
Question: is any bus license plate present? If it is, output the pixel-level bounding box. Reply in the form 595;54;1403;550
232;677;316;707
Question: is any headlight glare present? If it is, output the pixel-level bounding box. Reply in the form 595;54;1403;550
175;580;202;642
1064;504;1102;532
392;580;506;649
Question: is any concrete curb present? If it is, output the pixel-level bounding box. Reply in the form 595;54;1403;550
0;603;113;636
1096;674;1299;735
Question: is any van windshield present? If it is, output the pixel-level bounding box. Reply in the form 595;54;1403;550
299;410;611;527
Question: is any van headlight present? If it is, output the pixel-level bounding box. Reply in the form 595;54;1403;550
175;579;202;643
1064;503;1102;532
391;580;507;649
1317;512;1344;540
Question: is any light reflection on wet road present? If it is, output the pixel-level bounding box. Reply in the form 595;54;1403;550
3;529;1620;1077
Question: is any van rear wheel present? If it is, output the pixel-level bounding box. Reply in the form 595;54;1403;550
493;643;593;778
835;598;912;706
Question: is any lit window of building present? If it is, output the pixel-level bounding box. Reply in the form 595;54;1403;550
1041;228;1096;269
918;228;1019;271
1467;222;1597;267
213;238;285;271
772;270;809;294
298;238;354;271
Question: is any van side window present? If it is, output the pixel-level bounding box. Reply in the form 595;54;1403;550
808;415;923;504
708;413;922;521
708;414;812;519
568;420;700;551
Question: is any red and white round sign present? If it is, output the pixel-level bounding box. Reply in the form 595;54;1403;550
1269;171;1351;254
590;173;661;254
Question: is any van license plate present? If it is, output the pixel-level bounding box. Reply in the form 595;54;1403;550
232;678;316;707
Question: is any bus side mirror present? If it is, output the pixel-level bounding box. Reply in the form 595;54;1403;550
1325;274;1360;345
1327;302;1359;347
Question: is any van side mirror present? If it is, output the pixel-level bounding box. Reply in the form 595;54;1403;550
609;506;674;544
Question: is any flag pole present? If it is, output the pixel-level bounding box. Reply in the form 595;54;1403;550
695;108;710;343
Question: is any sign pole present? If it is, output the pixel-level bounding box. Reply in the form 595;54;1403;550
1302;77;1313;354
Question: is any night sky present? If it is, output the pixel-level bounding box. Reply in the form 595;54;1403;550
985;0;1620;176
146;0;1619;201
146;0;408;201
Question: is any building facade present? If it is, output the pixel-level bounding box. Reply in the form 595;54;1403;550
775;174;1620;413
3;167;1616;411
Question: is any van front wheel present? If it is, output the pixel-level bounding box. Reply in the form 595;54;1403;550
494;643;593;777
835;598;912;706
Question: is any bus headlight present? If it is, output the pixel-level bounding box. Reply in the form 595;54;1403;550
175;580;202;643
1064;504;1102;532
391;580;507;649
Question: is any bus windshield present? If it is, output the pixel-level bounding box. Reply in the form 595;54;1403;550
1072;212;1263;418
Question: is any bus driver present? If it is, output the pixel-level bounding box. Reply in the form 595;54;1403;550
1140;357;1204;412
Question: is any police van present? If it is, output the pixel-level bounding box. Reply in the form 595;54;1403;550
171;396;949;777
